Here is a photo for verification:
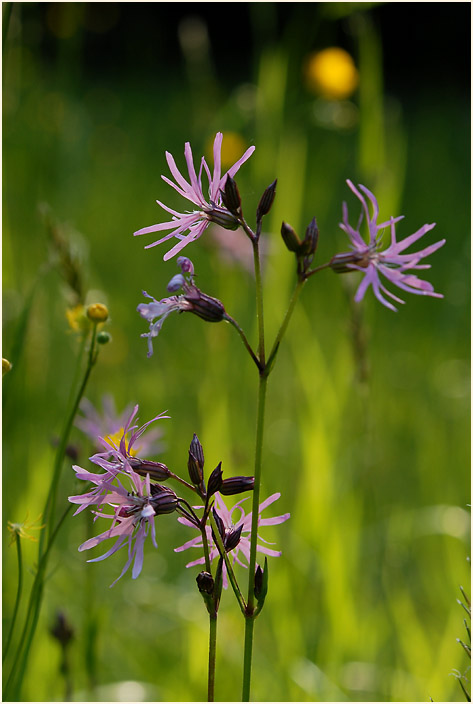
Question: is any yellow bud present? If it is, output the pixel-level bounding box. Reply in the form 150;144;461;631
87;303;109;323
305;48;359;100
2;358;12;376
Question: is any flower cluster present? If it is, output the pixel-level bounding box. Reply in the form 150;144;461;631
137;256;226;357
134;132;255;261
69;406;174;585
175;492;290;588
331;180;446;311
70;407;289;588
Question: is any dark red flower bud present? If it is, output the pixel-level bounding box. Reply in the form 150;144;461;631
224;524;243;552
188;433;205;485
129;458;171;481
281;221;302;253
220;176;242;216
220;476;255;495
257;179;277;220
207;462;223;497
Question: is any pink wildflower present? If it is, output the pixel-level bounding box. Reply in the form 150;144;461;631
134;132;255;260
331;180;446;311
175;492;290;587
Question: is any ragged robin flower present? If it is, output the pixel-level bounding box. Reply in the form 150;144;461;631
330;180;446;311
76;395;164;456
76;469;178;586
137;257;226;357
134;132;255;260
175;492;290;588
69;405;170;515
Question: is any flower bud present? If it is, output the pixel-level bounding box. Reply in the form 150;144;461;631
224;524;243;552
97;331;111;345
220;176;242;216
87;303;109;323
211;507;225;543
208;205;240;231
254;557;268;604
2;358;12;376
220;476;255;496
177;257;194;275
329;250;370;273
207;462;223;497
129;458;172;481
281;222;302;253
50;611;74;648
300;217;319;256
256;180;277;220
196;571;214;595
150;485;178;515
188;434;204;485
184;289;226;323
167;273;186;292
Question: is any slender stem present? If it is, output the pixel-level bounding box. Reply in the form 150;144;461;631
242;373;267;701
44;323;98;546
208;512;247;615
266;278;305;373
200;525;217;702
252;241;265;366
208;614;217;702
3;504;73;700
168;471;200;494
3;533;23;663
224;314;261;370
305;260;331;278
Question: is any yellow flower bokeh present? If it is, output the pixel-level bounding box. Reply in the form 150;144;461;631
206;132;249;170
304;47;359;100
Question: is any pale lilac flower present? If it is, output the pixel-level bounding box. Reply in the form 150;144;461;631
78;470;173;586
331;180;446;311
137;257;226;357
76;395;164;456
69;406;170;516
175;492;290;588
134;132;255;260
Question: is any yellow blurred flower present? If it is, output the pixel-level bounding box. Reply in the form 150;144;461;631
305;48;359;100
8;514;45;545
2;358;13;376
66;304;89;332
206;132;249;170
104;428;138;457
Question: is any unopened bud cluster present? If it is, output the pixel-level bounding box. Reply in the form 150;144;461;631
281;218;319;276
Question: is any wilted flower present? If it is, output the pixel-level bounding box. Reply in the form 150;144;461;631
331;180;446;311
137;257;226;357
134;132;255;260
76;395;164;456
175;492;290;588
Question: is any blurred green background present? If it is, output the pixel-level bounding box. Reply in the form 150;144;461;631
3;2;470;702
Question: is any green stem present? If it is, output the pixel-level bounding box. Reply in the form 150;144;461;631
6;323;99;700
208;512;247;615
241;238;268;701
3;504;73;701
200;523;217;702
242;372;267;701
44;323;98;547
266;278;305;373
208;614;217;702
252;242;265;366
3;533;23;663
224;314;261;371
